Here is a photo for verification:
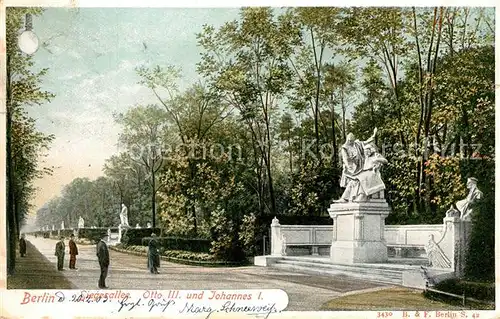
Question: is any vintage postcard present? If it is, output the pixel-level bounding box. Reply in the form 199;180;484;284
1;1;498;318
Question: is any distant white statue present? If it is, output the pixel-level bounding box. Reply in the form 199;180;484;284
120;204;130;227
135;223;141;229
425;234;451;268
147;222;152;228
61;221;65;229
456;178;483;222
78;216;85;228
281;234;287;256
52;225;55;231
334;128;387;203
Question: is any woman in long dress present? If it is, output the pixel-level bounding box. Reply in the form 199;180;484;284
147;233;160;274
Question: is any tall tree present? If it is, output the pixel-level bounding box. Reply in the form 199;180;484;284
114;105;168;228
197;8;298;216
6;8;54;274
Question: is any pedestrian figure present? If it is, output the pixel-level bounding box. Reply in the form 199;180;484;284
96;233;110;289
55;236;65;271
19;234;27;257
147;233;160;274
69;234;79;269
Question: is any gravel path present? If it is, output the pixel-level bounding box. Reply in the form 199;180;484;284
16;235;391;311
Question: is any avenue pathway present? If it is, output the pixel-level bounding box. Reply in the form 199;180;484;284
21;235;392;311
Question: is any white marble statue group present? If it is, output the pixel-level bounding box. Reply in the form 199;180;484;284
334;128;387;203
334;129;482;221
333;129;483;270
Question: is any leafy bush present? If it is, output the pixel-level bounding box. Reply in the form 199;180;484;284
140;236;211;253
209;207;245;262
239;212;257;256
59;229;75;238
424;154;467;218
424;278;495;307
162;250;214;261
126;245;147;253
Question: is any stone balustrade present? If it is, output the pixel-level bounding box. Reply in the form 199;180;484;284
272;222;443;257
270;216;469;276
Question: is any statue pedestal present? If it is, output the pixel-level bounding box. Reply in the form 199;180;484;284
328;200;390;264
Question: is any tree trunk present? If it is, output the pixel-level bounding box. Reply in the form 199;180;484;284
151;164;156;228
7;54;17;275
330;102;338;166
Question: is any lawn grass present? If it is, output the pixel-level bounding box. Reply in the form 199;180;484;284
321;287;466;311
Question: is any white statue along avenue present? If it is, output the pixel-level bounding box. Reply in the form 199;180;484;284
120;204;130;227
78;216;85;228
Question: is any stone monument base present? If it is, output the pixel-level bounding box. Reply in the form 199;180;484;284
328;200;390;264
330;240;388;264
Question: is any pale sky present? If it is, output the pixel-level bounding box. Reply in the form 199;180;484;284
29;8;241;213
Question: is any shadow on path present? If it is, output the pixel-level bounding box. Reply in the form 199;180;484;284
7;240;76;289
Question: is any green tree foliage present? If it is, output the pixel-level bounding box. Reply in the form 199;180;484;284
114;104;169;227
7;8;55;274
34;8;494;270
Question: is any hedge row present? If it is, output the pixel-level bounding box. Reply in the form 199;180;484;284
433;279;495;302
121;228;162;245
424;278;495;310
78;227;118;242
31;229;75;238
113;245;247;266
140;236;211;253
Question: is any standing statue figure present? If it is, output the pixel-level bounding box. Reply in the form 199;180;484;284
119;204;130;227
61;221;65;230
456;177;483;222
78;216;85;229
334;128;387;203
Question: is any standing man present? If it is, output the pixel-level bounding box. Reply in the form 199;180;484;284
54;236;65;271
96;233;110;289
147;233;160;274
19;234;27;257
69;234;79;269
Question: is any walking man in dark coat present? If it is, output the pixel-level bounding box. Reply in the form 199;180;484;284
19;234;27;257
55;236;65;271
96;233;110;288
69;234;78;269
147;233;160;274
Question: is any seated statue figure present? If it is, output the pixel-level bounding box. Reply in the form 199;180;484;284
455;177;482;222
334;128;387;203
